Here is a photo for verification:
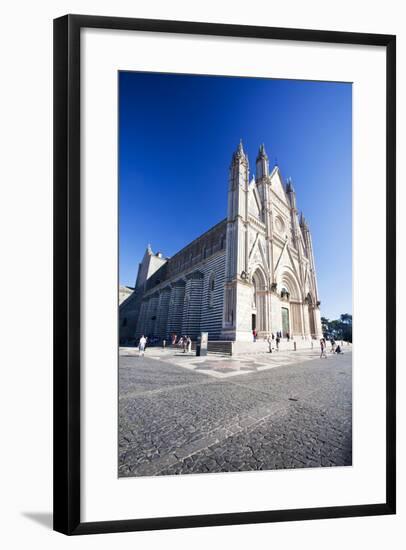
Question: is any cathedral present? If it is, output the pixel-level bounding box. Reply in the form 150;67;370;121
119;142;322;346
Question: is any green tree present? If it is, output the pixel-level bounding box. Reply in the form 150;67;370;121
321;314;352;343
320;316;330;337
340;313;352;325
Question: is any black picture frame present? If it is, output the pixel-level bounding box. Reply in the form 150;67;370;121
53;14;396;536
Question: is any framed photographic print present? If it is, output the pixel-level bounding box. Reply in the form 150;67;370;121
53;14;396;535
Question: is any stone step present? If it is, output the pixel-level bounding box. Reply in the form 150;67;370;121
191;341;233;356
230;339;351;355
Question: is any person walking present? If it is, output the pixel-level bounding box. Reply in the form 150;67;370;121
138;335;147;357
267;335;273;353
182;336;187;353
330;338;336;353
162;339;166;349
187;336;192;353
320;337;327;359
253;329;257;342
275;333;280;350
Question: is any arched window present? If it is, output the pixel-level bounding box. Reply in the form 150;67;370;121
208;273;215;308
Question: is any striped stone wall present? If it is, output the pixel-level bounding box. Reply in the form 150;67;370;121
166;280;186;338
134;249;226;341
199;252;226;340
181;272;204;339
155;287;171;338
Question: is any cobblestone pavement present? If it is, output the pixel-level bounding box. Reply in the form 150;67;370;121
118;350;352;477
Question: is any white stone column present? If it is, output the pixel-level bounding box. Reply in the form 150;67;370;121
299;301;306;339
313;306;323;339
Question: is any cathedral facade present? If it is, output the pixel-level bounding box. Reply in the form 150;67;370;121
119;142;322;344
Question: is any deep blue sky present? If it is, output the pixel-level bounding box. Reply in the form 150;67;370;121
119;71;352;321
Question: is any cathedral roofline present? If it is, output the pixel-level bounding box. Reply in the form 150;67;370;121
144;243;168;260
166;218;227;262
269;164;280;179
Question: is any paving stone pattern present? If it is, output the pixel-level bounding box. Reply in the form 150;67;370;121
118;352;352;477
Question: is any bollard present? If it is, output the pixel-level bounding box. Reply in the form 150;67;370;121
196;332;208;357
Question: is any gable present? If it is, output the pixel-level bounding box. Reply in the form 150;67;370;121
249;234;268;271
270;168;289;206
285;245;301;284
248;185;262;220
274;241;299;280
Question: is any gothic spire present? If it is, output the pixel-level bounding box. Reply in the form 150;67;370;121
233;139;246;160
255;142;269;181
230;140;249;190
237;138;244;155
300;212;308;229
256;143;268;161
286;177;295;194
231;139;249;171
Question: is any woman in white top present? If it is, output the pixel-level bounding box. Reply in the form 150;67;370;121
139;335;147;356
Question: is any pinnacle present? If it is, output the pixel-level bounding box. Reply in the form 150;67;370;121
232;139;248;164
286;177;295;193
236;139;245;155
256;143;268;160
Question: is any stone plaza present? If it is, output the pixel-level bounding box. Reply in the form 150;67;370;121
118;346;352;477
